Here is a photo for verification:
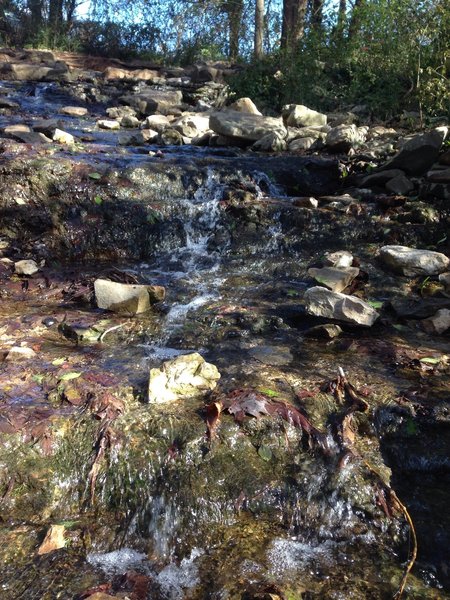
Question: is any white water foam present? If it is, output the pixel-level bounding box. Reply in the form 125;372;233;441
86;547;148;574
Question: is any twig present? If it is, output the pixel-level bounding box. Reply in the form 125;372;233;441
99;323;126;343
391;490;418;600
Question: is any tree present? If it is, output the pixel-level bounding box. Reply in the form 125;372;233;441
254;0;264;59
281;0;307;52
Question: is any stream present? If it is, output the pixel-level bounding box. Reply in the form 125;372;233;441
0;78;449;600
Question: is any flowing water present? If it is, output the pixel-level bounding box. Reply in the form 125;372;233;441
0;80;449;600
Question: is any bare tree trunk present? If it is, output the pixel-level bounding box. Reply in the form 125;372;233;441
281;0;307;52
224;0;243;61
311;0;324;31
254;0;264;59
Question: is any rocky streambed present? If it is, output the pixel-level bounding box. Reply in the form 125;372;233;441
0;49;449;600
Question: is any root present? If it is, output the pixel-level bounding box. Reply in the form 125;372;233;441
391;490;418;600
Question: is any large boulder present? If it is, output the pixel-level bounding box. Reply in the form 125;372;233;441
379;246;449;276
326;124;368;153
148;352;220;403
382;128;447;174
283;104;327;128
209;110;286;142
94;279;165;315
304;286;379;326
120;89;183;116
104;66;158;82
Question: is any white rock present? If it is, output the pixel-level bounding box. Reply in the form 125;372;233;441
14;259;39;275
209;111;286;142
307;266;359;293
326;124;367;152
97;119;120;130
59;106;88;117
148;352;220;403
143;114;171;132
288;137;316;151
6;346;37;360
284;104;327;128
94;279;165;315
228;97;262;115
379;246;449;276
304;286;379;326
172;114;210;138
323;250;353;268
422;309;450;335
52;128;75;144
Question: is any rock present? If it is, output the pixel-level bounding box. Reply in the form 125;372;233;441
361;169;405;187
15;259;39;275
304;286;379;326
118;131;147;146
292;196;318;208
8;131;50;144
382;128;447;174
97;119;120;130
379;246;449;276
148;352;220;403
59;106;88;117
86;594;121;600
3;124;31;134
252;131;287;151
94;279;165;315
368;126;398;139
120;115;141;128
439;149;450;166
172;114;210;138
0;98;19;109
323;250;353;268
209;111;286;142
120;89;183;116
52;129;75;144
288;137;316;151
37;525;66;555
158;128;184;145
422;309;450;335
283;104;327;128
390;297;450;319
104;66;158;81
326;124;367;153
426;168;450;183
307;266;359;293
439;272;450;292
32;119;62;137
287;127;327;142
304;323;343;339
191;65;220;83
248;345;292;365
385;174;414;195
106;106;137;120
143;114;171;132
9;64;54;81
5;346;37;360
327;112;357;126
228;97;262;115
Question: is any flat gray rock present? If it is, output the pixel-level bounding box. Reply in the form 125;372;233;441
308;266;359;293
379;245;449;276
304;286;379;327
209;110;286;142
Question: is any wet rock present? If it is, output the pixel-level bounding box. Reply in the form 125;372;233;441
15;259;39;275
304;323;343;339
283;104;327;128
382;127;447;174
0;97;19;109
439;272;450;292
323;250;353;268
59;106;88;117
422;309;450;334
8;130;50;144
379;245;449;276
37;525;65;555
390;297;450;318
148;352;220;402
426;167;450;183
32;119;62;137
158;128;184;145
385;174;414;195
143;114;171;132
292;196;318;208
326;124;367;153
106;105;137;120
304;286;379;326
228;97;262;115
94;279;165;315
307;266;359;293
248;345;293;365
5;346;37;360
97;119;120;130
120;89;183;116
118;131;150;146
53;129;75;144
210;111;286;143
